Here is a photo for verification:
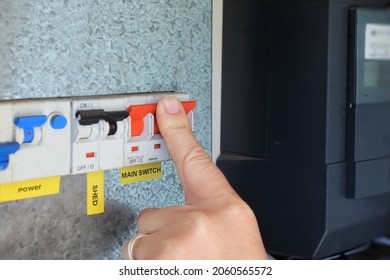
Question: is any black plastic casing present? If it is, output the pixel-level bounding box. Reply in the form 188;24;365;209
217;0;390;259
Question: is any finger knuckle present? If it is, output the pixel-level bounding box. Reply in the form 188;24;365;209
182;145;212;173
221;199;257;222
187;210;211;228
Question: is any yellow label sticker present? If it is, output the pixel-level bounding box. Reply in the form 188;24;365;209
120;162;162;184
0;176;61;203
86;171;105;216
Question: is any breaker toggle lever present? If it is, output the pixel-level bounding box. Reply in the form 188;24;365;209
14;115;48;143
128;101;196;137
76;109;129;136
0;142;20;170
128;104;156;137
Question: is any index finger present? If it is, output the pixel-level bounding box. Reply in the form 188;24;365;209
156;96;236;205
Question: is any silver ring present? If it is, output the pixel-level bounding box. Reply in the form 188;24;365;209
127;232;150;260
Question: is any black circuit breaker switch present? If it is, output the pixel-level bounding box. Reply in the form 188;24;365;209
76;109;129;136
76;109;129;126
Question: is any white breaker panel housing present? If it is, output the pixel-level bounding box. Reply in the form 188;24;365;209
0;92;196;184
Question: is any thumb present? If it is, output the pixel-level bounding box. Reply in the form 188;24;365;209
156;96;236;205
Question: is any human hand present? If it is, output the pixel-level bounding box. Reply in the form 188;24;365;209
122;96;268;260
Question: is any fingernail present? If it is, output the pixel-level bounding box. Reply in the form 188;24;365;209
163;96;181;114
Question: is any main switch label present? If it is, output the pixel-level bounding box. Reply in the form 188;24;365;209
120;162;162;184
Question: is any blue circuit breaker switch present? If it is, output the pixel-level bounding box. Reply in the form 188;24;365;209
14;115;47;143
0;142;20;170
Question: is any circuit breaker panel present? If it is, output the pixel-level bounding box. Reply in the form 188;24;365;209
0;92;196;184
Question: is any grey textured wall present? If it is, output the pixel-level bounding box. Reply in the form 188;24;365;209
0;0;211;259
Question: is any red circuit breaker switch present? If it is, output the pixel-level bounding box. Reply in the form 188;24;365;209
181;101;197;115
128;104;157;137
128;101;196;137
